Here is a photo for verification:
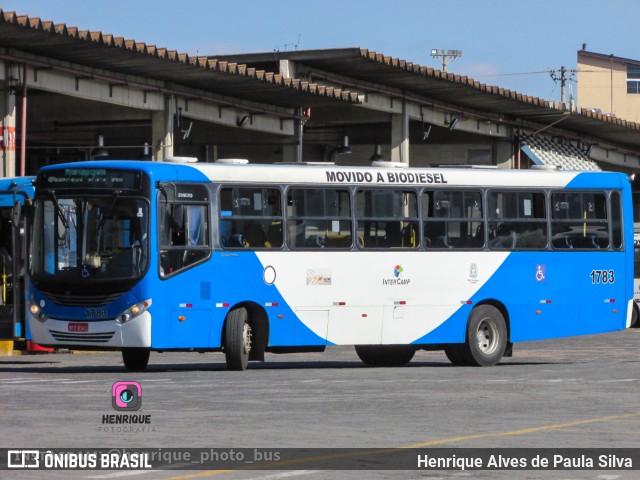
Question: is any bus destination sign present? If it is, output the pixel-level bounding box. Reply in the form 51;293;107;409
40;168;142;190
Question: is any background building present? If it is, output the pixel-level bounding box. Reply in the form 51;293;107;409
577;47;640;123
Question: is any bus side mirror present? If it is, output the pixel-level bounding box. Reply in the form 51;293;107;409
11;200;21;225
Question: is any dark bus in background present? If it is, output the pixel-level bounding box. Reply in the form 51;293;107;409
0;176;36;350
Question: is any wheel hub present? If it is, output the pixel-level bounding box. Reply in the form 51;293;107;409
476;318;499;354
242;323;252;354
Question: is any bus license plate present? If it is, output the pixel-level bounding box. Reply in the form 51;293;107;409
68;322;89;332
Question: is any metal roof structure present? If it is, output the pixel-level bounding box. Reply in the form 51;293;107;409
0;10;361;109
0;9;639;168
215;48;640;151
521;136;601;171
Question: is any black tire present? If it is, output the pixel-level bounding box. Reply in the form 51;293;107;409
444;345;467;366
355;345;415;367
459;305;507;366
122;348;150;371
225;307;252;371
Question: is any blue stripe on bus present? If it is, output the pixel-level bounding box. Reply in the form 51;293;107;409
565;172;624;190
39;160;212;183
146;251;328;349
415;251;628;345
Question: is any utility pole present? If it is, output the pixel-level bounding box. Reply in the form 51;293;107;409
430;49;462;72
548;66;577;104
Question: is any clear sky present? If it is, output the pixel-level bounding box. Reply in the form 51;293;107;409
1;0;637;102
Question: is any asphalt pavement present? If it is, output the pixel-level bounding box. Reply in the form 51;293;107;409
1;328;639;479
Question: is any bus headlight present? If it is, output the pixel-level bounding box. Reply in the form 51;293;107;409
117;299;152;325
29;303;47;322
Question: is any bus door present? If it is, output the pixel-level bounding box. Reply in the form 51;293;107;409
0;179;34;349
158;183;213;348
0;200;15;340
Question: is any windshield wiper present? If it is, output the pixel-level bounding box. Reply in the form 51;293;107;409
96;191;122;235
49;190;69;229
94;191;122;252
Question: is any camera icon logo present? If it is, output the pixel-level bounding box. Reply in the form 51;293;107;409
112;381;142;411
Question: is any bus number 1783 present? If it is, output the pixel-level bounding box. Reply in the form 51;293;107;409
590;269;615;284
85;307;108;318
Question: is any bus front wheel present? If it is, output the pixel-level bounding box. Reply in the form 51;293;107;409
225;307;252;371
355;345;415;367
122;348;150;371
460;305;507;366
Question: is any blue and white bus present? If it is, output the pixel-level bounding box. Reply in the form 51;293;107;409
26;159;635;370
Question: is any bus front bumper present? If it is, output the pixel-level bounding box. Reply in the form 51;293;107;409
28;311;152;348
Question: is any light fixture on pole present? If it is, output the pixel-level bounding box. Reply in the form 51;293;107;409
138;141;152;160
91;134;109;158
370;144;383;162
336;135;351;155
430;49;462;72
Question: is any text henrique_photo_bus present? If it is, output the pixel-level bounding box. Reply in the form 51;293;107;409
26;159;637;371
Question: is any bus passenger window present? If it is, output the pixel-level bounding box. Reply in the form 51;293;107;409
287;188;351;249
423;190;483;249
611;191;623;249
356;189;418;249
219;187;283;249
488;191;547;250
551;192;608;250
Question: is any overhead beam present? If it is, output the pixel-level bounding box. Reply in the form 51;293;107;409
0;51;296;137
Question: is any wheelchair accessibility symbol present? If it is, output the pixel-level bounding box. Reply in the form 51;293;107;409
535;264;546;282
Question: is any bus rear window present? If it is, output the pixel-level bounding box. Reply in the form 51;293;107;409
551;192;609;249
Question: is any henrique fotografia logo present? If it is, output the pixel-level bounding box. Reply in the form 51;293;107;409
112;381;142;411
101;381;154;433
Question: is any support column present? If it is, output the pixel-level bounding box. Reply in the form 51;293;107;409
0;65;17;177
296;108;304;163
151;95;175;161
390;99;409;164
282;144;297;162
279;60;296;79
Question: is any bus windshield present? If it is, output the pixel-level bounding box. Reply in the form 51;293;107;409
30;194;149;286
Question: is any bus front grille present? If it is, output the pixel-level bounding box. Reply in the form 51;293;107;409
49;330;115;343
44;292;124;307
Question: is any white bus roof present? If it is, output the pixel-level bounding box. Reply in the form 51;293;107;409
189;162;617;189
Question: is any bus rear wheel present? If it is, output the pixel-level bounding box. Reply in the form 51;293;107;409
355;345;415;367
460;305;507;366
122;348;150;371
225;307;252;371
